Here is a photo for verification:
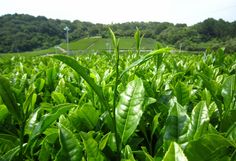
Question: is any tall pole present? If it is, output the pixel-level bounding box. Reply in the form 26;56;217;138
64;26;70;53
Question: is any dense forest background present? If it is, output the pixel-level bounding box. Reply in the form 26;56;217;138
0;13;236;53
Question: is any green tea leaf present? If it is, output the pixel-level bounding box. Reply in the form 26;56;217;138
1;145;20;161
162;142;188;161
120;48;171;78
34;78;45;93
69;103;99;131
51;91;66;104
174;82;190;106
0;105;8;122
0;133;20;152
109;27;117;49
23;85;37;117
135;27;140;51
39;141;51;161
107;132;117;152
58;123;83;161
214;48;225;66
134;27;143;58
193;122;209;140
116;78;153;145
52;55;110;110
80;131;105;161
121;145;135;161
221;109;236;132
185;134;234;161
46;67;58;91
0;76;22;122
151;113;161;137
141;147;155;161
226;122;236;145
30;103;76;140
201;88;212;106
198;73;221;96
221;74;236;111
187;101;209;140
163;101;190;149
39;131;58;161
99;132;111;150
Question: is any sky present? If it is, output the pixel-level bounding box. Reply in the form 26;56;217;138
0;0;236;26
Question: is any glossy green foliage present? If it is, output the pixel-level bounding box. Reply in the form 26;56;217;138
120;48;171;78
23;85;37;118
51;91;66;104
0;145;20;161
39;139;53;161
57;123;83;161
163;100;190;149
151;113;161;137
134;27;143;58
0;133;19;157
226;123;236;145
121;145;136;161
220;75;236;132
30;104;76;140
221;74;236;110
109;27;119;51
174;82;190;106
116;78;155;145
187;101;209;140
162;142;188;161
0;76;22;121
46;67;58;92
80;131;105;161
0;105;8;122
184;134;235;161
52;55;109;110
0;46;235;160
69;103;99;131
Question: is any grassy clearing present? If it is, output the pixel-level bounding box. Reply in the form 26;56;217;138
60;37;157;51
0;37;157;56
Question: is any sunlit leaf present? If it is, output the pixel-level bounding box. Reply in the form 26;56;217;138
174;82;190;106
221;74;236;111
0;105;8;122
163;101;190;150
0;76;22;122
52;55;110;110
121;145;135;161
99;132;111;150
120;48;171;78
69;103;99;131
151;113;161;137
30;103;76;140
226;123;236;145
116;78;155;145
57;123;83;161
187;101;209;140
1;145;20;161
185;134;234;161
162;142;188;161
80;131;105;161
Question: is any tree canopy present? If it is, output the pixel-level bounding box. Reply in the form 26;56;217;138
0;14;236;53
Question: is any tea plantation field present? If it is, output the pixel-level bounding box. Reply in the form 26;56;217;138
0;31;235;160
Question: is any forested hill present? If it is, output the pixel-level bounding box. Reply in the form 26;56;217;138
0;13;236;53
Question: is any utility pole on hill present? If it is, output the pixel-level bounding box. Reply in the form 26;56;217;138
64;26;70;53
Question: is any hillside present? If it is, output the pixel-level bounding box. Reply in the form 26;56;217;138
59;37;156;52
0;14;236;53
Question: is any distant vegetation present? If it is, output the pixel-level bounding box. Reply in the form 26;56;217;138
59;37;156;52
0;13;236;53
